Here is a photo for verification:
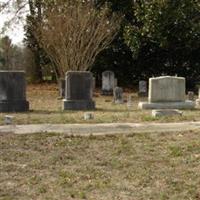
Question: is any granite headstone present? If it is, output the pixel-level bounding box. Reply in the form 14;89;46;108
0;71;29;112
63;71;95;110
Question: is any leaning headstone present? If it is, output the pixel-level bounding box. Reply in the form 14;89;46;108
102;71;115;95
113;87;124;104
0;71;29;112
63;71;95;110
152;109;183;117
138;76;195;109
138;80;147;97
188;91;194;101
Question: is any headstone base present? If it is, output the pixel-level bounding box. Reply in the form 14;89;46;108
0;100;29;112
138;101;195;110
152;109;183;117
63;99;95;110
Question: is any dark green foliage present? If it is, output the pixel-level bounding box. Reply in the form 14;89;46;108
24;0;200;87
124;0;200;87
91;0;135;86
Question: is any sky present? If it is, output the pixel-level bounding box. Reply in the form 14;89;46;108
0;0;27;45
0;14;25;45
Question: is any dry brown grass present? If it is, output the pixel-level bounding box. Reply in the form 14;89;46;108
0;84;199;125
1;130;200;199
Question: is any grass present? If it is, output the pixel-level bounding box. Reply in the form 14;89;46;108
1;130;200;199
0;83;199;125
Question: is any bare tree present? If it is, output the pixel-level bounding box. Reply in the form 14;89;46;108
34;0;122;78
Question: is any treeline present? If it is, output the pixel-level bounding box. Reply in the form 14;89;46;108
93;0;200;87
0;0;199;87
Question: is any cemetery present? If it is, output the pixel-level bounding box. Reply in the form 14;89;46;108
0;0;200;199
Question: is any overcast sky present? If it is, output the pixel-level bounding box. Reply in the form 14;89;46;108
0;16;25;45
0;0;26;45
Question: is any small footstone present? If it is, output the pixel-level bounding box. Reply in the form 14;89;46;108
152;109;183;117
84;113;94;120
4;115;14;125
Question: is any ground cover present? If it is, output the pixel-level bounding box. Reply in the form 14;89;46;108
0;84;198;125
1;130;200;200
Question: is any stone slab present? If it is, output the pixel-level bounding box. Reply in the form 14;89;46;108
139;101;195;110
1;122;200;135
152;109;183;117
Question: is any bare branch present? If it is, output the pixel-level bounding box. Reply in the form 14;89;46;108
34;0;122;77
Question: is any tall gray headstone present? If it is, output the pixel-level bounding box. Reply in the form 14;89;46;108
0;71;29;112
138;76;195;109
102;71;115;95
62;71;95;110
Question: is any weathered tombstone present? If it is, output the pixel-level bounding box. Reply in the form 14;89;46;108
62;71;95;110
188;91;194;101
113;87;124;104
58;78;65;98
0;71;29;112
138;80;147;97
138;76;195;109
102;71;115;95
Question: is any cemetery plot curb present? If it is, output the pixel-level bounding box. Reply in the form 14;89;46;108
1;122;200;136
